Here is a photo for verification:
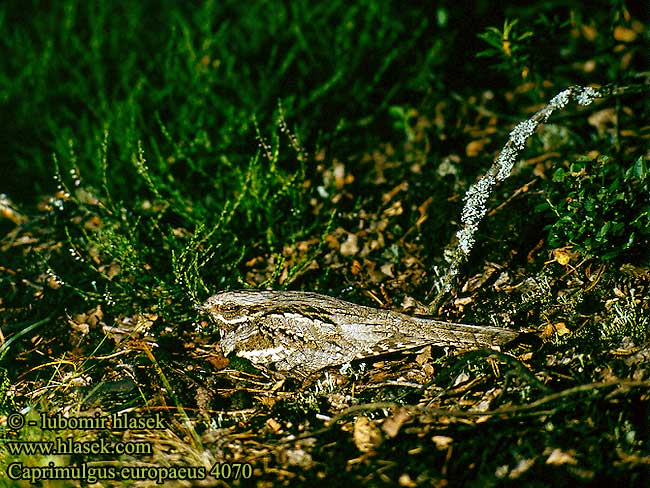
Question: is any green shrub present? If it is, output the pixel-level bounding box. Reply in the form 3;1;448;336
537;155;649;260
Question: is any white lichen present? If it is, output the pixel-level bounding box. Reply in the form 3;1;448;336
577;86;600;106
509;119;538;150
549;89;572;110
495;145;519;181
456;227;476;255
461;175;495;227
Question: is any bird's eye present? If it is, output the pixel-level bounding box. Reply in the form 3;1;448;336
220;305;241;319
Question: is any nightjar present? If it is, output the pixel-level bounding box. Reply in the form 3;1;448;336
198;290;523;375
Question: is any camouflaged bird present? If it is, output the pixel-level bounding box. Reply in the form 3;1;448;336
198;290;522;376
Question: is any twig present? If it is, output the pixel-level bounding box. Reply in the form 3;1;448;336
278;379;650;445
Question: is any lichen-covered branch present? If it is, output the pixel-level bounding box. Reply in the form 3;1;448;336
427;78;650;311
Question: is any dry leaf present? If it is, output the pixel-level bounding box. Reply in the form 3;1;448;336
103;313;157;343
382;408;410;438
265;418;282;433
509;458;535;479
554;322;571;336
353;416;382;452
519;352;533;361
553;247;577;265
613;26;637;42
382;200;403;217
546;448;578;465
0;195;27;225
542;322;571;339
47;275;63;290
588;108;617;135
380;263;394;278
68;318;89;337
581;24;597;42
340;233;359;256
432;435;453;450
466;138;490;157
398;473;417;487
452;371;470;386
207;355;230;370
69;306;104;338
454;296;473;310
283;448;313;468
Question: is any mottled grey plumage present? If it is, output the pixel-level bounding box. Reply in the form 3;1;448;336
199;290;521;375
